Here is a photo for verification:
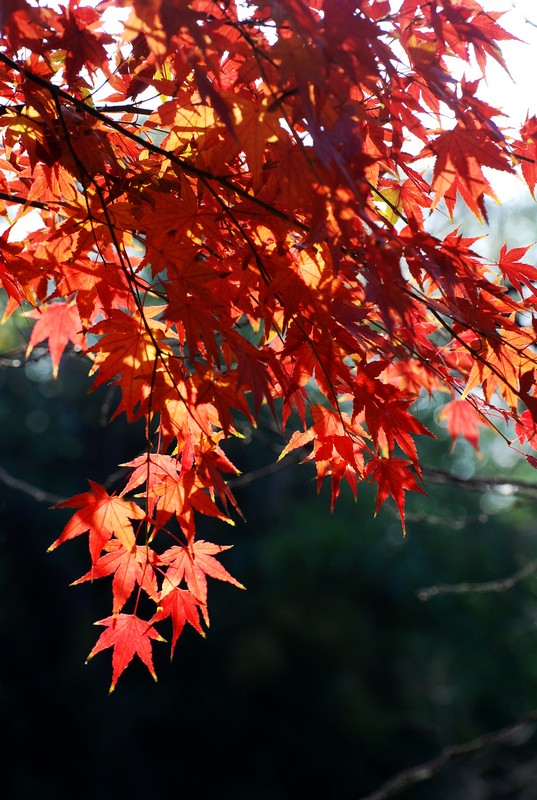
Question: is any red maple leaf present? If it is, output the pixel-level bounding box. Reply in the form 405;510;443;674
87;614;165;692
50;481;145;563
497;243;537;297
72;540;159;614
514;116;537;197
48;3;113;86
515;410;537;450
121;454;235;538
25;301;85;378
151;587;205;658
419;123;512;219
439;398;484;453
365;456;425;534
159;540;245;624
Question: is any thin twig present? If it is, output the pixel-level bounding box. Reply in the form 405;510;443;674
0;466;66;504
401;506;514;528
228;448;308;489
0;190;65;210
512;1;537;30
95;105;155;115
358;709;537;800
423;467;537;498
417;559;537;601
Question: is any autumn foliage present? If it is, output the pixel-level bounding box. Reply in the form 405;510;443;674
1;0;536;690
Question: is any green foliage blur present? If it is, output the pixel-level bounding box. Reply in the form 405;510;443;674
2;203;537;798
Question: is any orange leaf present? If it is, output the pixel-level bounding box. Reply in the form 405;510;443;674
51;481;145;563
25;301;85;378
421;123;512;219
365;456;425;534
497;243;537;297
88;614;165;693
72;541;159;614
160;539;245;624
151;588;205;658
439;399;484;453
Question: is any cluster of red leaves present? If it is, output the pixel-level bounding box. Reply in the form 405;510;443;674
1;0;536;689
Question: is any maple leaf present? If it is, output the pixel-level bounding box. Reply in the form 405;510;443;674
376;175;432;226
87;614;166;692
225;93;282;188
439;398;484;454
461;328;536;414
515;410;537;450
50;481;145;564
514;116;537;197
25;301;85;379
365;456;425;534
497;243;537;297
279;405;367;509
151;587;205;658
88;308;173;421
0;0;48;51
72;540;159;615
121;452;182;493
48;3;113;86
159;540;245;624
53;256;134;326
121;454;235;538
26;163;80;205
419;122;512;219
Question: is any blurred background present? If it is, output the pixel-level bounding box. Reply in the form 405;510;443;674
2;199;537;800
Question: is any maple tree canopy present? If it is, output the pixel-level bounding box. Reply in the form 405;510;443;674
1;0;537;690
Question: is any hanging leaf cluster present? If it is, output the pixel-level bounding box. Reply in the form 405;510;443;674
0;0;536;689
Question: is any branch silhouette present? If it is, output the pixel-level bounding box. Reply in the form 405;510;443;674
417;559;537;601
423;467;537;499
358;709;537;800
0;466;65;505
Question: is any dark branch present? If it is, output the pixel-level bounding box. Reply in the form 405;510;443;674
417;559;537;601
95;105;155;115
357;709;537;800
422;467;537;498
0;190;57;210
0;466;66;504
228;448;308;489
400;506;512;528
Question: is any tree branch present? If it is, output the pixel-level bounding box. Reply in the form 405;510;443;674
0;466;66;504
422;467;537;498
0;190;65;210
228;448;308;489
357;709;537;800
417;558;537;601
400;506;513;528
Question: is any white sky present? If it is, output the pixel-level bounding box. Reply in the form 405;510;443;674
482;1;537;127
470;1;537;200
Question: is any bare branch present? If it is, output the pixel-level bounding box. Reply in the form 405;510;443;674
0;190;55;210
228;448;308;489
399;507;515;528
512;1;537;29
417;559;537;601
0;466;66;504
358;709;537;800
95;105;155;115
423;467;537;499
